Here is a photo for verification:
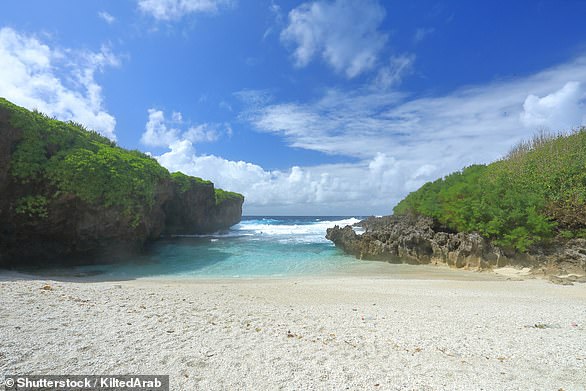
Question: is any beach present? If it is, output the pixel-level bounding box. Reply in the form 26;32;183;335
1;265;585;391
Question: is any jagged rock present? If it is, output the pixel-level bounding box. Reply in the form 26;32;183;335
326;215;586;274
327;215;507;269
530;238;586;276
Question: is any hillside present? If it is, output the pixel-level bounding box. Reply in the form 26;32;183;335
0;98;244;265
394;130;586;251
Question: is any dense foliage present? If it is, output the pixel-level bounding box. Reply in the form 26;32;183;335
2;98;243;223
215;188;245;206
394;130;586;251
169;172;244;206
14;195;49;218
4;98;169;222
170;171;212;193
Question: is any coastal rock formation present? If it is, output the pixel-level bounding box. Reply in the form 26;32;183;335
326;215;586;275
210;193;244;233
0;177;173;265
526;238;586;277
163;174;243;235
0;99;243;266
326;215;509;269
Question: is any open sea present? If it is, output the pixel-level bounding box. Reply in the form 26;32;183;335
45;216;366;279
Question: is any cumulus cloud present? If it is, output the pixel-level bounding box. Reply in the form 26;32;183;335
520;81;585;130
184;123;221;143
153;139;416;215
143;104;419;214
98;11;116;24
280;0;387;78
143;101;443;214
141;109;181;147
140;107;229;147
137;0;234;21
0;27;118;140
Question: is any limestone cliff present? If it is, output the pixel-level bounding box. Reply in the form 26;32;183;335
163;173;243;235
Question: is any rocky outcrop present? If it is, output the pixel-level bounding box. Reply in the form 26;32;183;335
525;238;586;277
210;196;244;233
163;179;243;235
326;215;586;275
327;215;510;269
0;175;243;266
0;180;173;265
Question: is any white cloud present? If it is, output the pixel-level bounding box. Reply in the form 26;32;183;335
137;0;234;21
153;139;417;215
146;98;441;214
98;11;116;24
246;57;586;163
140;107;228;147
233;89;273;109
374;53;415;89
219;100;233;112
171;111;183;122
0;27;118;140
280;0;387;78
263;0;285;40
141;109;181;147
144;106;411;214
184;124;220;143
414;27;434;43
520;81;585;130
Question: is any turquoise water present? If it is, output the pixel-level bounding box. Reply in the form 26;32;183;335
64;216;364;279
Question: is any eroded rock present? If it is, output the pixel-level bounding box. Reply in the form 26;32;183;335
326;215;586;275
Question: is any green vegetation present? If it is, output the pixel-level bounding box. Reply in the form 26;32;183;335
215;188;244;206
14;195;48;219
169;172;243;207
394;129;586;251
3;98;168;222
171;171;212;193
1;98;243;224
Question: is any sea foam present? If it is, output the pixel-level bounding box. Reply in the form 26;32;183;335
234;217;361;244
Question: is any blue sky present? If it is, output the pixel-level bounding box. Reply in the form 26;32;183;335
1;0;586;215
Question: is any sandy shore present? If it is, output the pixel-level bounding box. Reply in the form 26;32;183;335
1;264;585;390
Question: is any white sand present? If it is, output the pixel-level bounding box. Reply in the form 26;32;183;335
492;266;533;280
1;264;585;390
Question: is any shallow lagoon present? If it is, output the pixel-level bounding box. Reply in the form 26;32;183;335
40;216;365;279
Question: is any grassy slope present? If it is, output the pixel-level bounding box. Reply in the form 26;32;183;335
2;98;243;223
394;130;586;251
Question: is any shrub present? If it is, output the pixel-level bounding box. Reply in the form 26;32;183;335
394;129;586;251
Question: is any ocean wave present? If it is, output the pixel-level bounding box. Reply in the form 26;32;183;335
169;217;363;243
236;217;362;239
169;232;254;239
